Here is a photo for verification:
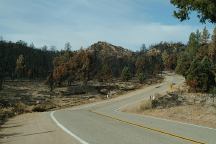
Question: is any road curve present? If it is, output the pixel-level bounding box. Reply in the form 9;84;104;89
51;73;216;144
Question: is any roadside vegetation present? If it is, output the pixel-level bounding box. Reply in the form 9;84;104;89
1;25;216;126
0;40;166;125
125;86;216;128
123;1;216;128
123;25;216;128
1;0;216;128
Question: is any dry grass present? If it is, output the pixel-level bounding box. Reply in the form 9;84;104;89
141;104;216;128
139;100;152;111
0;108;15;125
125;92;216;129
122;100;152;113
0;75;163;126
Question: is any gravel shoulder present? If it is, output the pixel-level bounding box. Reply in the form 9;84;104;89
0;112;79;144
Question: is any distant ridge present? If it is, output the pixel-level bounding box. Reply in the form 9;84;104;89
86;41;133;58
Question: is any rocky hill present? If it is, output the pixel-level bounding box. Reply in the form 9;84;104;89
86;41;133;58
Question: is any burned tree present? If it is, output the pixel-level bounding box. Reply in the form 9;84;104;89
46;72;55;92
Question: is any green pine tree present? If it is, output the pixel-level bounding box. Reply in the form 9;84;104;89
121;66;131;81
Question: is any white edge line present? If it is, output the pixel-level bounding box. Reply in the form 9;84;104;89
114;79;216;131
116;102;216;131
139;113;216;131
50;111;89;144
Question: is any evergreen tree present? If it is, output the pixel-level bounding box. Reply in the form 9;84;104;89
50;46;56;52
121;66;131;81
15;54;25;78
186;56;214;92
195;30;201;47
135;56;145;74
199;57;213;91
64;42;72;51
98;64;112;82
16;40;27;47
47;72;55;92
79;50;91;85
0;67;3;90
175;52;191;76
187;32;199;57
0;36;3;41
208;27;216;62
0;40;55;79
42;45;48;51
140;44;147;53
186;58;201;92
137;72;145;84
29;42;35;48
201;27;210;45
212;27;216;45
162;50;169;70
170;0;216;23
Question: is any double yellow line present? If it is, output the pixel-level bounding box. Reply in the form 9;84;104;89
89;110;206;144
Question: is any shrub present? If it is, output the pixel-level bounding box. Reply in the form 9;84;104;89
0;108;15;124
32;103;56;112
210;87;216;103
186;79;198;92
32;105;47;112
137;72;146;84
139;100;152;111
13;102;27;114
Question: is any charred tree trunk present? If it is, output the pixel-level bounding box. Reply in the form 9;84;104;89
0;79;3;91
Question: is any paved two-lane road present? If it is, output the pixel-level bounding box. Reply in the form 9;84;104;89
51;74;216;144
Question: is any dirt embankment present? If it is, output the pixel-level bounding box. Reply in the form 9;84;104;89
124;90;216;128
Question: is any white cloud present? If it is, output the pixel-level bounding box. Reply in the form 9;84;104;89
0;0;213;51
1;19;205;51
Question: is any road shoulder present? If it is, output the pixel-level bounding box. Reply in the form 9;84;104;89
0;112;77;144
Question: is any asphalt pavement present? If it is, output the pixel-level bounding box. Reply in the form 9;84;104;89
51;73;216;144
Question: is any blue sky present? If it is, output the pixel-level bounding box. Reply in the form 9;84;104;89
0;0;214;51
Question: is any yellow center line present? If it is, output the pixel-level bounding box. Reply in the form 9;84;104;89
89;110;206;144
